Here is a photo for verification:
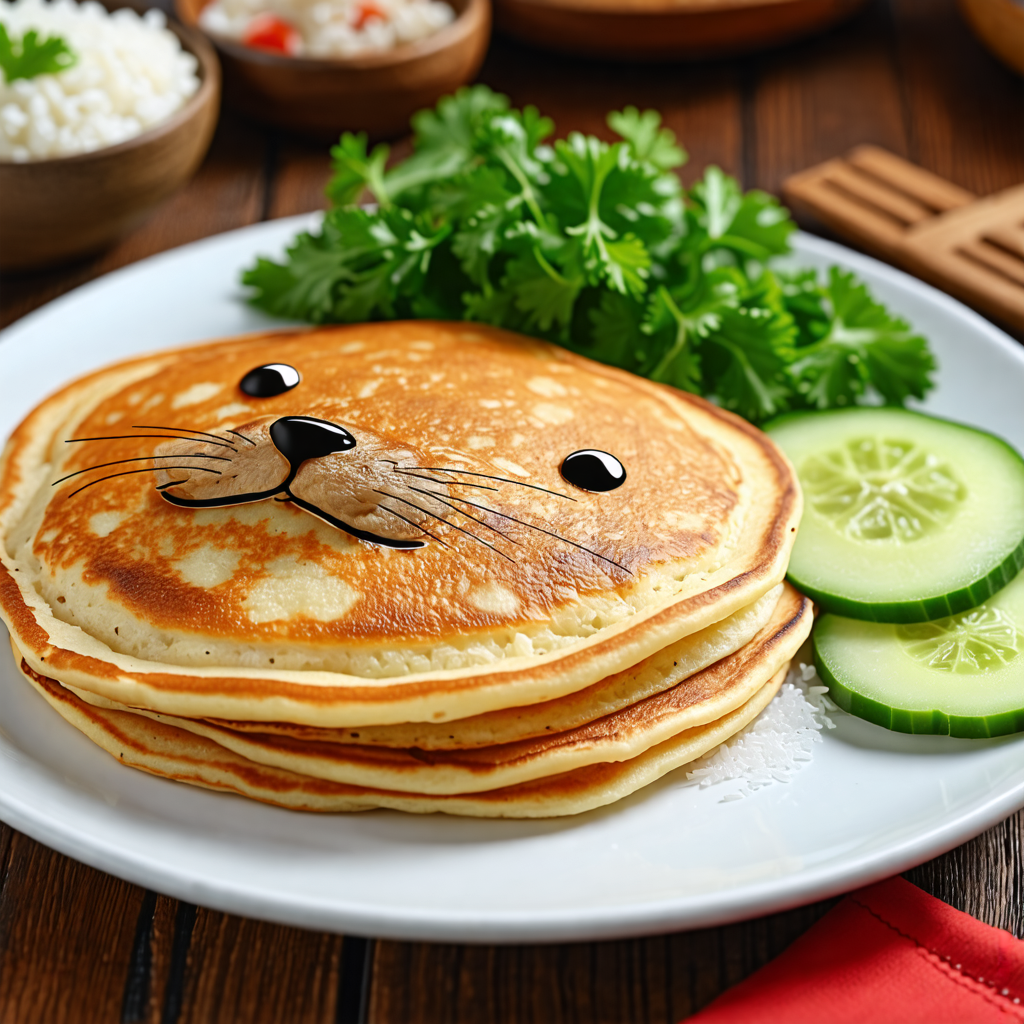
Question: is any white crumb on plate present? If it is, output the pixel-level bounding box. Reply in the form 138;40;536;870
685;661;838;801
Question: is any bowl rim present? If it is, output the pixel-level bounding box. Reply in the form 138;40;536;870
0;0;221;170
496;0;858;15
177;0;488;72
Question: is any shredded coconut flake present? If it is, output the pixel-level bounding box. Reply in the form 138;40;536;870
685;661;838;800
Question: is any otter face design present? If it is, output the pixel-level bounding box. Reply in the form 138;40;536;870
140;360;627;555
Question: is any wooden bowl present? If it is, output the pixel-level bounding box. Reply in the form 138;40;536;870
958;0;1024;77
493;0;869;60
0;4;221;273
175;0;491;139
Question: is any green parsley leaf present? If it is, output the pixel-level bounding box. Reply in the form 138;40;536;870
607;107;687;172
503;248;583;336
244;85;936;425
325;133;390;207
789;268;936;409
0;24;77;83
688;166;794;265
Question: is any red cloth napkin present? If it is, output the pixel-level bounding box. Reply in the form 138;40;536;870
687;876;1024;1023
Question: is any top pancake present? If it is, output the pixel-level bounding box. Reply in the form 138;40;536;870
0;322;801;726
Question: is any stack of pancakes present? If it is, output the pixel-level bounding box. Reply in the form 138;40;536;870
0;323;811;818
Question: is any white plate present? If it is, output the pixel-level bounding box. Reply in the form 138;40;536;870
1;220;1023;944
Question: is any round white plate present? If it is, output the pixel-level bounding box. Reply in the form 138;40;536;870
1;220;1023;944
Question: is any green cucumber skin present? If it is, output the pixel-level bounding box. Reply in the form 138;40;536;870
813;629;1024;738
790;536;1024;624
766;407;1024;625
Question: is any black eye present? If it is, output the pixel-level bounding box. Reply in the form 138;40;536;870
560;450;626;492
240;363;301;397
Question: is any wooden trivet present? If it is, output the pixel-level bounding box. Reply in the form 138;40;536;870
782;145;1024;332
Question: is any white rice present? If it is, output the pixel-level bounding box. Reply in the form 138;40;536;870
685;660;838;800
0;0;200;162
198;0;454;58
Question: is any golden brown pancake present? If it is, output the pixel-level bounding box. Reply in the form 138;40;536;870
18;656;791;818
0;322;801;727
184;584;783;750
57;583;810;794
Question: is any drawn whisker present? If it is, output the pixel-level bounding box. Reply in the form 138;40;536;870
446;495;631;574
52;454;232;487
133;425;239;449
394;470;458;486
376;460;500;492
405;485;521;545
225;429;257;447
67;466;222;498
374;490;514;562
412;467;576;501
67;434;237;450
396;470;499;492
375;503;449;548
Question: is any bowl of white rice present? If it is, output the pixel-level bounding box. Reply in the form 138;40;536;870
175;0;489;138
0;0;220;271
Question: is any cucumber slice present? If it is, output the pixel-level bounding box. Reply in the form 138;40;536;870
766;408;1024;622
814;566;1024;737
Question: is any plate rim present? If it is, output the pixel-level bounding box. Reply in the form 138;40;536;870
1;217;1023;943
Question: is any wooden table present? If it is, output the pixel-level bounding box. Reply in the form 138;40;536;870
2;1;1023;1020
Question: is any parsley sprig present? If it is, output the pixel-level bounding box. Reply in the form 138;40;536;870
243;86;935;424
0;24;77;83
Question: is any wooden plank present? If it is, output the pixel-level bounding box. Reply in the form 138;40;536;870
783;163;917;261
900;182;1024;329
478;37;744;187
745;0;907;198
267;137;334;221
822;162;935;225
0;829;147;1024
847;144;976;211
906;811;1024;938
138;903;346;1024
366;899;837;1024
890;0;1024;195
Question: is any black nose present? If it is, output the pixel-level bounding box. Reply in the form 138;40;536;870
270;417;357;469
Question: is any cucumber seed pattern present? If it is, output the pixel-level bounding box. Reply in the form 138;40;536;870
897;608;1022;673
801;436;966;542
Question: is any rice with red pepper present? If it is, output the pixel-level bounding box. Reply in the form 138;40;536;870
198;0;455;57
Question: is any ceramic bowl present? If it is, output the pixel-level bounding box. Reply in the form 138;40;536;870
0;4;221;273
958;0;1024;77
493;0;869;60
175;0;491;139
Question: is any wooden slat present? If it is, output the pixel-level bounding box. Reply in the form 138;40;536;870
958;239;1024;288
479;37;744;187
847;144;976;211
906;810;1024;938
890;0;1024;196
267;137;334;221
366;899;839;1023
823;162;935;225
901;183;1024;329
783;166;910;260
986;226;1024;260
158;907;345;1024
745;0;907;197
0;828;147;1024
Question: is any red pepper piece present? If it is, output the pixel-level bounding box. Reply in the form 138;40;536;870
242;13;301;55
352;2;387;30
